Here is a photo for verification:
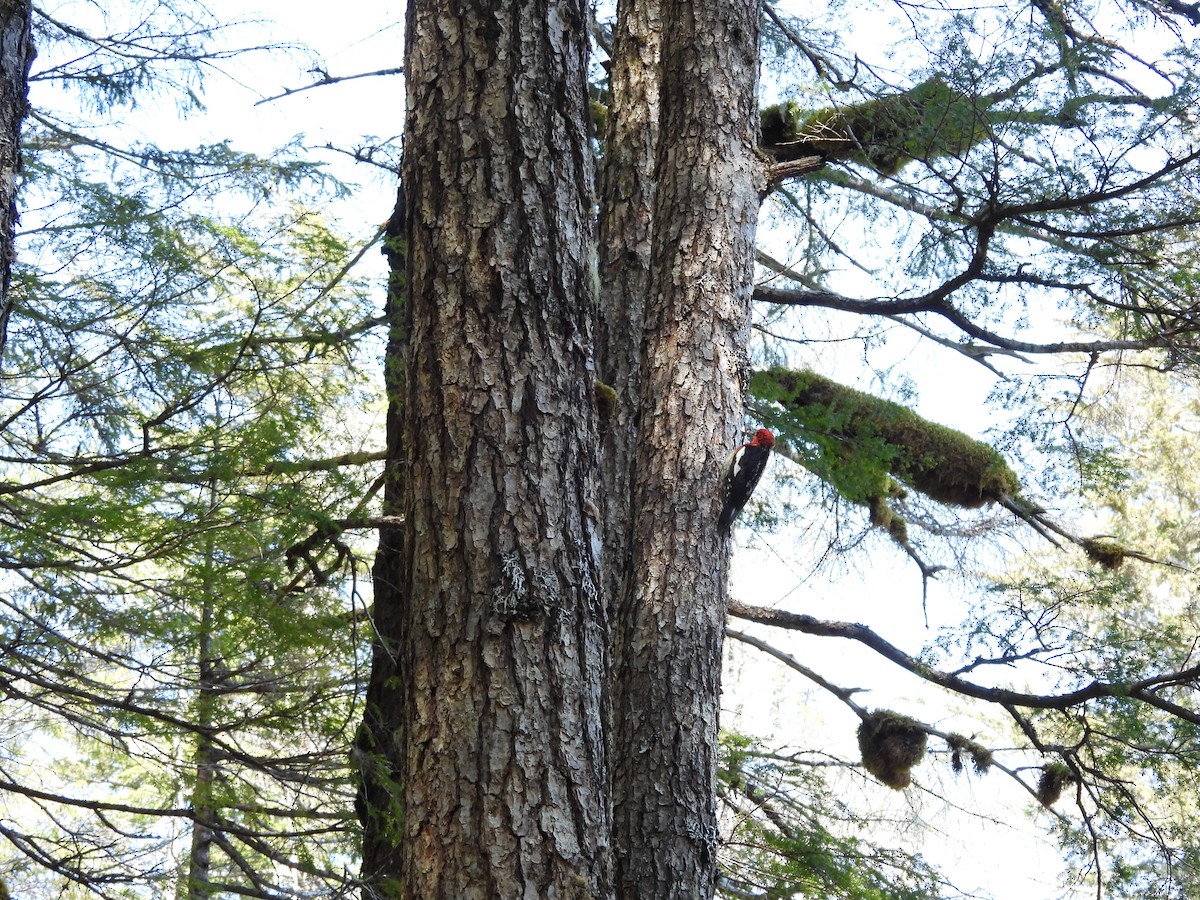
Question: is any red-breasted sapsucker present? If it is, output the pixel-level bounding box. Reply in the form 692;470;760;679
718;428;775;534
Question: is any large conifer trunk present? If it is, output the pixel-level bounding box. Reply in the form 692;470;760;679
610;0;763;895
361;0;765;895
358;0;612;896
596;0;661;610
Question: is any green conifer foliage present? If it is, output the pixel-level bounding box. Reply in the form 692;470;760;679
0;4;381;895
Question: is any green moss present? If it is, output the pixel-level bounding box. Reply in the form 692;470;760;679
947;733;993;774
589;99;608;139
858;710;928;790
868;495;909;543
594;380;618;425
1082;536;1127;570
752;367;1020;513
1036;762;1075;807
760;77;989;172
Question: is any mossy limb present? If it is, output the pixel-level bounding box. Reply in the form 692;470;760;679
760;77;990;172
751;367;1020;510
868;495;909;544
1081;536;1127;570
760;99;804;147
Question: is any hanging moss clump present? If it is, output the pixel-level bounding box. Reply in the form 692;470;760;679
759;77;990;172
1081;536;1127;570
589;99;608;139
1036;763;1076;807
594;380;618;427
751;367;1021;511
946;733;993;775
858;710;928;790
868;494;909;543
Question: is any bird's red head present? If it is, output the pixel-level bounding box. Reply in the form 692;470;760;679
753;428;775;449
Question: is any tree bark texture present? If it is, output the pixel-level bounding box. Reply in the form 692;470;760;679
595;0;661;614
187;596;217;900
361;0;612;896
0;0;33;356
610;0;763;896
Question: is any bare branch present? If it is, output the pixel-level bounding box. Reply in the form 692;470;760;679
761;4;848;84
1157;0;1200;24
766;155;825;189
254;66;404;106
726;627;866;713
728;600;1200;726
755;284;1200;356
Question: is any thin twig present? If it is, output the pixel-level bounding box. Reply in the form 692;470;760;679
255;66;404;106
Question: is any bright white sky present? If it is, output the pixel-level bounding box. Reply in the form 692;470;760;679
171;1;408;247
110;2;1096;897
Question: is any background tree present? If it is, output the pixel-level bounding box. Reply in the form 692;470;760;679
0;0;33;350
0;4;384;896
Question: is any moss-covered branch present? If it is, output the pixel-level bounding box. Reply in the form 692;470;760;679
760;77;989;173
750;367;1020;513
751;367;1178;569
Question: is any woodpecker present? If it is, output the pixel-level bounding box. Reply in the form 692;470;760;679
719;428;775;534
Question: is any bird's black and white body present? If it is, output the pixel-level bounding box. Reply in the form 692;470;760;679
718;428;775;534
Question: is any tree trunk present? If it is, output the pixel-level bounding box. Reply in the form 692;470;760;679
359;0;612;896
0;0;33;356
355;188;407;889
596;0;661;612
610;0;763;895
187;516;223;900
186;595;217;900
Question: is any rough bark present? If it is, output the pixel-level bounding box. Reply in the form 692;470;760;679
359;0;612;896
186;596;217;900
0;0;33;356
610;0;763;896
595;0;661;616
